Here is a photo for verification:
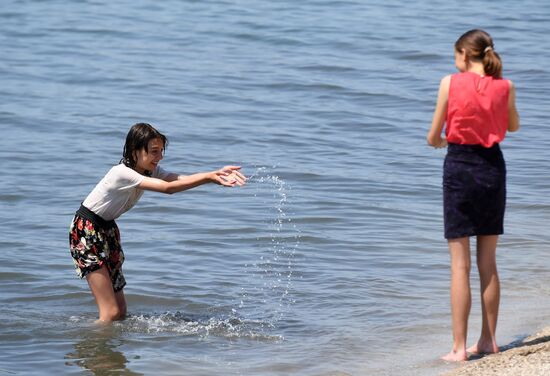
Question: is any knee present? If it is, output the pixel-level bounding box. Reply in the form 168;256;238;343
478;263;499;281
477;256;497;274
100;306;123;322
452;260;471;274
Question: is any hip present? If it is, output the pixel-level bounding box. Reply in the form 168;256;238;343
444;143;506;189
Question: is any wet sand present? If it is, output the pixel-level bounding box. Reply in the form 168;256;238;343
444;326;550;376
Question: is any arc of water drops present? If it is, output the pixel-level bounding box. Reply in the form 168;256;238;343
236;166;301;327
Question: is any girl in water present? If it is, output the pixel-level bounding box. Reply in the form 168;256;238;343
69;123;246;322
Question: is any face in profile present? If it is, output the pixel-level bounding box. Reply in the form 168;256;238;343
134;137;165;174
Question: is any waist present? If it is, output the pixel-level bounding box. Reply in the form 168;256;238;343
446;143;505;165
75;204;116;229
448;142;501;152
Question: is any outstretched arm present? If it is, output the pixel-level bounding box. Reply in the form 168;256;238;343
507;80;520;132
427;75;450;148
138;166;246;194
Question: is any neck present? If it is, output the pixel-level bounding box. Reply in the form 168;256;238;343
132;164;147;175
466;61;486;76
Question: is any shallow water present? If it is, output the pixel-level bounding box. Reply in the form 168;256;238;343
1;0;550;375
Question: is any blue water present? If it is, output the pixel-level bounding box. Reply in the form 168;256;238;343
1;1;550;375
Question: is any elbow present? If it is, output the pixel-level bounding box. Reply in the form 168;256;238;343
508;113;520;132
162;183;177;195
508;120;520;133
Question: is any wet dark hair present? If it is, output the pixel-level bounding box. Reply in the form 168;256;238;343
455;29;502;79
121;123;168;173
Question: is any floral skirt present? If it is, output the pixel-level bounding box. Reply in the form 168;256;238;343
69;205;126;292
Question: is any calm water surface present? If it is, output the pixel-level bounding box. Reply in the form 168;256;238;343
1;1;550;375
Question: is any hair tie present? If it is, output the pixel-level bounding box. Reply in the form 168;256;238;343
484;46;493;54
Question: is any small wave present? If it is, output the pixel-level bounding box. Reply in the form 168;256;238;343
395;51;443;62
0;194;24;203
296;64;359;73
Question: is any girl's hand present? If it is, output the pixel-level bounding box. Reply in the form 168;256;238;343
211;166;247;187
433;136;448;149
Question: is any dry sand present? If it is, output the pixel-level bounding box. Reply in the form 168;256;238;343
444;327;550;376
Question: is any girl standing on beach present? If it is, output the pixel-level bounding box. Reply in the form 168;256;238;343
69;123;246;322
427;29;520;361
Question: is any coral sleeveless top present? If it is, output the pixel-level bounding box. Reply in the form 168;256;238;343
446;72;510;147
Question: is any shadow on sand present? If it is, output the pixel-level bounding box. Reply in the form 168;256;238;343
468;332;550;361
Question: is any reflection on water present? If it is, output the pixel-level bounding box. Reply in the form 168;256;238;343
65;326;142;376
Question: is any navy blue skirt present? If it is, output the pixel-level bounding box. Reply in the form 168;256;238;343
443;143;506;239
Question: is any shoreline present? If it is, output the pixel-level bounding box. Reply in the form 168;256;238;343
444;326;550;376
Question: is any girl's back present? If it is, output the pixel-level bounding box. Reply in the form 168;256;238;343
446;71;510;147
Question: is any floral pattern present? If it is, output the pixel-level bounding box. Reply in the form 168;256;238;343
69;215;126;292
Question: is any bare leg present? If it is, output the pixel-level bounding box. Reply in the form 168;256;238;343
442;237;471;362
86;266;123;322
467;235;500;355
115;289;127;319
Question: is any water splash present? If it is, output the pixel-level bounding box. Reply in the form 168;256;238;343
237;166;301;325
69;312;282;342
126;312;283;342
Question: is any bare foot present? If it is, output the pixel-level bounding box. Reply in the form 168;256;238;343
441;350;468;362
467;341;499;355
94;319;113;325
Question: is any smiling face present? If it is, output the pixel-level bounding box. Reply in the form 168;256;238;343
134;137;164;174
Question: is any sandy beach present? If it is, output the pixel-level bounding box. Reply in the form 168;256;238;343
444;326;550;376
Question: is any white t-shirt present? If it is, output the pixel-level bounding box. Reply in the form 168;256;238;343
83;164;173;221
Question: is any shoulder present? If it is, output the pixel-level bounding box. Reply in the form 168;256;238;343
104;164;124;177
492;76;512;86
441;74;452;85
439;75;453;91
111;164;145;181
111;163;134;175
493;78;514;95
447;72;469;84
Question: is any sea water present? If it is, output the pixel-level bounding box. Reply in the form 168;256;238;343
1;0;550;375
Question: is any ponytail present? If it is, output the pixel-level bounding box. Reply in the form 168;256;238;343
482;47;503;79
